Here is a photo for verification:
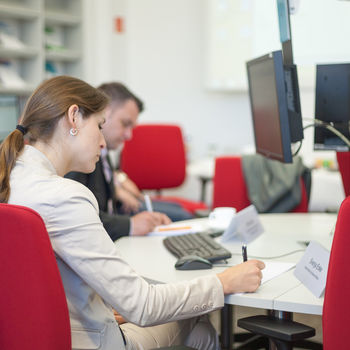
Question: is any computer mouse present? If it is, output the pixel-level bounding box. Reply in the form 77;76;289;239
175;255;213;270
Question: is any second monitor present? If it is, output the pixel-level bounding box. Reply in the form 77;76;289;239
246;50;303;163
314;63;350;151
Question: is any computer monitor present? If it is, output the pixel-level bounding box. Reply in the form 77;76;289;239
0;95;19;142
314;63;350;151
246;50;303;163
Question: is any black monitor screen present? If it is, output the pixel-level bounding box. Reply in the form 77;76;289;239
314;63;350;151
247;51;295;163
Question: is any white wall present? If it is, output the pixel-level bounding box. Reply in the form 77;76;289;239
84;0;256;161
84;0;347;166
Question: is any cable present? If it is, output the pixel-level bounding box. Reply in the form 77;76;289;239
291;139;303;157
212;248;306;266
302;118;350;148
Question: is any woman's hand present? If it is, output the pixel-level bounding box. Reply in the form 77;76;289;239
113;309;127;325
217;260;265;294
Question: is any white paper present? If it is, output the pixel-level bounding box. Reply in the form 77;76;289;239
234;261;295;295
261;261;296;284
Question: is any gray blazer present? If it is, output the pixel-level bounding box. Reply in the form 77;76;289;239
9;146;224;350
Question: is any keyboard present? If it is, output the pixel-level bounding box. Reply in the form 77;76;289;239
163;232;232;263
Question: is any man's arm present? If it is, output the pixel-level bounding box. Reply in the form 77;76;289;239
99;210;130;241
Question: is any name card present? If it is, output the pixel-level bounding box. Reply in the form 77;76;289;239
221;205;264;243
294;241;330;298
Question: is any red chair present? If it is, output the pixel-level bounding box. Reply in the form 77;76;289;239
323;196;350;349
336;151;350;196
0;203;71;350
213;156;309;212
120;124;207;214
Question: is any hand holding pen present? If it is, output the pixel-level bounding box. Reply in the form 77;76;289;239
216;242;265;294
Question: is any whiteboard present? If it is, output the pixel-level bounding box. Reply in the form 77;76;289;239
205;0;350;91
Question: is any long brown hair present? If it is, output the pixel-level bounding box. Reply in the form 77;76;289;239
0;75;109;203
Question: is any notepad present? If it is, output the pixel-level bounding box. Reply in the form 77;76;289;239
261;261;296;285
149;223;200;236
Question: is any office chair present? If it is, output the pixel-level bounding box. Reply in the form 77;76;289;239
0;203;196;350
120;124;208;214
323;196;350;349
0;203;71;350
213;156;314;349
336;151;350;196
213;156;309;213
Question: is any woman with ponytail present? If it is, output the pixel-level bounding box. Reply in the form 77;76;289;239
0;75;264;350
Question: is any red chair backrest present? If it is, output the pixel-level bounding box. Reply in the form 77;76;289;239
336;151;350;196
323;197;350;349
213;156;250;211
121;124;186;190
0;203;71;350
213;156;308;212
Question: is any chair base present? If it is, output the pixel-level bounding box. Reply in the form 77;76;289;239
234;334;269;350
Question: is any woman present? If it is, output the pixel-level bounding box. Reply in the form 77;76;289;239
0;76;264;350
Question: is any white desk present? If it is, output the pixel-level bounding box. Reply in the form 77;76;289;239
116;213;336;347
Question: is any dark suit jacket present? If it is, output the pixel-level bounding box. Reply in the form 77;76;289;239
66;159;130;241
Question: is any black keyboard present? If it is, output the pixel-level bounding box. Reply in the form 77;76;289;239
163;232;232;263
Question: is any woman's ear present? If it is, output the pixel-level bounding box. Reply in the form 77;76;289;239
67;104;80;128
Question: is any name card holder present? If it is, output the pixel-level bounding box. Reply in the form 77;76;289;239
294;241;330;298
221;205;264;243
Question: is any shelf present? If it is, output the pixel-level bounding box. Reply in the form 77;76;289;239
45;49;80;62
45;11;80;26
0;0;84;98
0;47;39;59
0;84;36;95
0;3;40;20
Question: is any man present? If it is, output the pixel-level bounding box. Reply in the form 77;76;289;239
66;82;192;241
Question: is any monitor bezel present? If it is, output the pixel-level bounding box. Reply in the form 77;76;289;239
246;50;293;163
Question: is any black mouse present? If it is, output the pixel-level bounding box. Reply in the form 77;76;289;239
175;255;212;270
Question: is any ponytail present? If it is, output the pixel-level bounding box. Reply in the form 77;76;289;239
0;129;26;203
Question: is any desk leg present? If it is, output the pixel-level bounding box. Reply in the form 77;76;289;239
220;304;233;350
199;176;211;203
268;310;293;350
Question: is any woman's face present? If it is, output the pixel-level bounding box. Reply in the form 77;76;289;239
71;111;106;173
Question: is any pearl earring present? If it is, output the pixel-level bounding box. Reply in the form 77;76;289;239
70;128;78;136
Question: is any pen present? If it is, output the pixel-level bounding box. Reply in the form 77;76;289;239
242;244;248;262
144;194;153;212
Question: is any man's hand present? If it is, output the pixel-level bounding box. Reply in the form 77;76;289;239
131;211;171;236
116;186;141;214
217;260;265;294
114;171;144;200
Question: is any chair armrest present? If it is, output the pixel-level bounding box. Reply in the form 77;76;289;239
237;315;315;342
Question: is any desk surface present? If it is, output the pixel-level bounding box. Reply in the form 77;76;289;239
116;213;337;316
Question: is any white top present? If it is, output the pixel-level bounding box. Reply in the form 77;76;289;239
9;145;224;350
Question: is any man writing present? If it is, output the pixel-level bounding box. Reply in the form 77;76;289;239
66;82;192;240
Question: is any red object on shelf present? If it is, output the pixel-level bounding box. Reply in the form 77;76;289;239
114;17;124;33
